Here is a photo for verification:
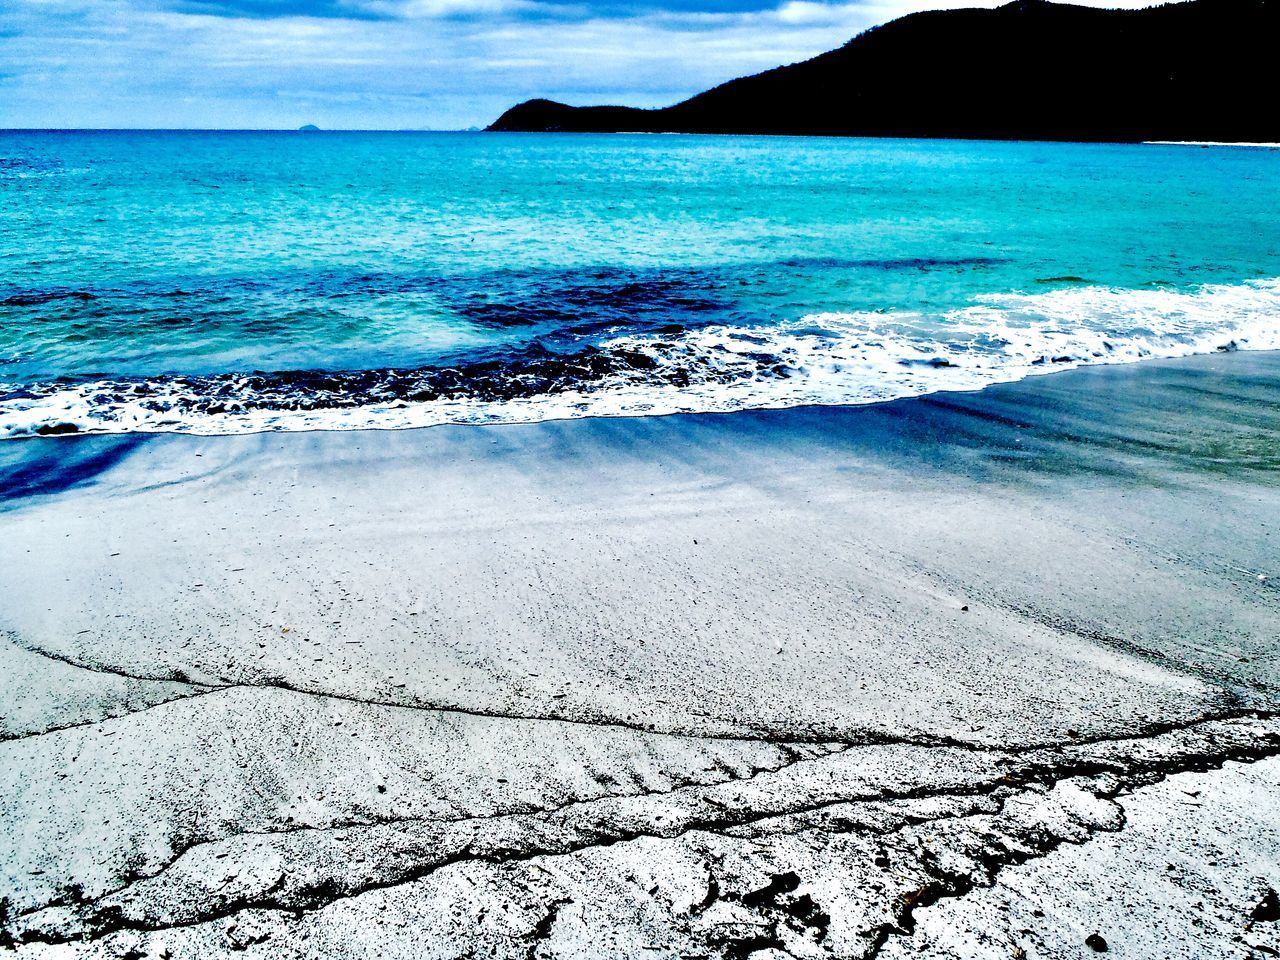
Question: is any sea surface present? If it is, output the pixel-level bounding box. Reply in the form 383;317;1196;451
2;130;1279;438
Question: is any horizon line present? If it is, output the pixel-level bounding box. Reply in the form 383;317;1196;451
0;127;481;133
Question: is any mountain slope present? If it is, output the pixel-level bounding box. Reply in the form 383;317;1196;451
487;0;1279;141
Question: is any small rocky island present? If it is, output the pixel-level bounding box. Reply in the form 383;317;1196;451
489;0;1279;142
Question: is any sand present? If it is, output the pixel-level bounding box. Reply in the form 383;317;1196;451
1;351;1278;958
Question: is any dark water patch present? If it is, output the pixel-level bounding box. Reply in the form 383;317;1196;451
0;255;1000;369
447;271;728;332
777;255;1009;271
0;289;97;308
0;263;736;355
0;155;64;176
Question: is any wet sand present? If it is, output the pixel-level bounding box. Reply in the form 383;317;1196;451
1;351;1278;958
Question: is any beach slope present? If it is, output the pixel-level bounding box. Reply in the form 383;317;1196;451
1;352;1278;957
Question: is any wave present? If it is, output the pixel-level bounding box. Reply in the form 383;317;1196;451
2;278;1278;439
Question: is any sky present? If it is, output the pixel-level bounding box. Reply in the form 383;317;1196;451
1;0;1176;130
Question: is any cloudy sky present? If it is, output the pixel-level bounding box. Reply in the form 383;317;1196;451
2;0;1171;130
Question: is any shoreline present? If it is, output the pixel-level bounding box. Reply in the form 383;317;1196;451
6;346;1280;499
6;280;1280;442
2;348;1278;956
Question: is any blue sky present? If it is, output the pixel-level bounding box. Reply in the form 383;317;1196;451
1;0;1172;130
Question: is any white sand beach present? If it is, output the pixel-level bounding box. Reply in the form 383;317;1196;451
1;351;1278;958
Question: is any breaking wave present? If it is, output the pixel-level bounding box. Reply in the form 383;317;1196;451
3;278;1279;438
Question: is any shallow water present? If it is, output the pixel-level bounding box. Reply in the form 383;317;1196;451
2;131;1278;437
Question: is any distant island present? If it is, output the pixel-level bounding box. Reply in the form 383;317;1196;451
488;0;1279;142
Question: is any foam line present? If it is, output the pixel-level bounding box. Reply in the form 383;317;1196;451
2;278;1278;438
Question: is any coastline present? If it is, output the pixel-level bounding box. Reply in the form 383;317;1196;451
2;349;1278;957
1144;140;1280;148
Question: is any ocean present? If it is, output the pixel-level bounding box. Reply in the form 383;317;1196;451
2;130;1279;438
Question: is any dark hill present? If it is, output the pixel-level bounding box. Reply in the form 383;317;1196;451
487;0;1279;142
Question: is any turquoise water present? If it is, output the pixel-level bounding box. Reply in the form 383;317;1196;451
2;131;1279;436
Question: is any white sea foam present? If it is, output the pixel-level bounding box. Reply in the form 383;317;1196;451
3;278;1279;438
